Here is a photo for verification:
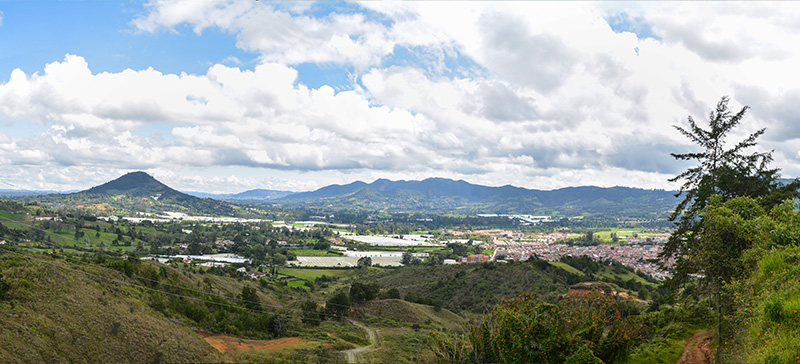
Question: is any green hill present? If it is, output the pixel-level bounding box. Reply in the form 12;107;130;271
278;177;677;217
356;298;467;330
360;261;574;314
0;252;215;363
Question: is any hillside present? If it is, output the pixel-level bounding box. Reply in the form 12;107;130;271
0;252;215;363
357;298;467;330
278;177;678;217
356;258;657;315
32;172;247;217
359;261;574;314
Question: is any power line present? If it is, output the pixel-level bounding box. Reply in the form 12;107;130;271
0;246;330;323
0;215;356;310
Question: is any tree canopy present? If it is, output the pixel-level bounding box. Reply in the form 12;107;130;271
662;96;800;288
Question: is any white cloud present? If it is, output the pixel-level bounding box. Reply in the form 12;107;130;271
3;2;800;192
133;1;398;69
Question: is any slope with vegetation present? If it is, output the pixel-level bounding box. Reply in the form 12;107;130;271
0;252;215;363
277;177;678;218
31;171;254;217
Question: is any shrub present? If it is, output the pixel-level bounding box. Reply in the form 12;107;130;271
430;290;648;364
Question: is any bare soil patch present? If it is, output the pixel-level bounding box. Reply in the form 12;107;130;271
674;331;712;364
198;332;307;354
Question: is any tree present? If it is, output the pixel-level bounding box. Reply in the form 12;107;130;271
662;96;800;356
0;273;11;300
300;300;321;326
324;291;351;321
240;285;261;311
349;282;380;304
662;96;799;289
382;287;401;299
356;256;372;268
401;251;420;265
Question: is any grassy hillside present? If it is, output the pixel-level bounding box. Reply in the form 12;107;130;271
360;261;575;314
0;251;215;363
356;298;467;330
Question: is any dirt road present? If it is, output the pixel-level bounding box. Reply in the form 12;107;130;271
343;320;381;364
674;331;712;364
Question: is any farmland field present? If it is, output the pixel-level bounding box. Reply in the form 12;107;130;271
281;269;353;281
292;256;402;267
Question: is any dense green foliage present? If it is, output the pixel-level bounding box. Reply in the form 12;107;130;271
325;291;351;321
431;291;649;364
362;258;656;315
700;197;800;362
663;96;800;290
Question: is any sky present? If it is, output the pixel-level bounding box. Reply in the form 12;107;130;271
1;1;799;193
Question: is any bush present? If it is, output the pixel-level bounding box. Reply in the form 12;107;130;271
430;290;649;364
565;345;603;364
0;273;10;300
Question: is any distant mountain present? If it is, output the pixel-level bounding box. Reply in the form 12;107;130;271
185;188;295;200
232;188;295;200
83;171;184;200
280;177;679;217
0;189;77;197
35;172;245;217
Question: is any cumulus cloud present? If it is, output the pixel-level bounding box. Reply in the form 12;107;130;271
3;2;800;192
133;1;397;69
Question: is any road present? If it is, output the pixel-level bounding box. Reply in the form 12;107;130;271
342;320;381;364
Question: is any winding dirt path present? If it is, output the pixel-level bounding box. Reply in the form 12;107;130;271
342;320;381;364
674;331;712;364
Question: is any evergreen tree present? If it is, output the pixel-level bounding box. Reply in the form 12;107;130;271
662;96;799;288
662;96;800;355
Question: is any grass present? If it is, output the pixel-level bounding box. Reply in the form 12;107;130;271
0;252;216;363
0;212;28;220
593;228;667;243
597;267;656;287
358;299;467;331
548;261;585;276
621;335;692;364
18;247;87;255
366;327;437;364
281;268;353;281
291;249;342;257
287;280;309;291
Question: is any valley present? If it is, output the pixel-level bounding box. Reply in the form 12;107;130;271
0;172;797;363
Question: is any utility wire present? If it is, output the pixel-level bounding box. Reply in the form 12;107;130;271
0;246;329;323
0;215;356;310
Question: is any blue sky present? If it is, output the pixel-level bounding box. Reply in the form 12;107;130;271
0;1;253;79
1;1;799;193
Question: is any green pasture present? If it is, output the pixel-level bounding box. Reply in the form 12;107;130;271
548;261;585;276
281;268;352;281
291;249;342;257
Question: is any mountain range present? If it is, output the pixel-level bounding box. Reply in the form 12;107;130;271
186;189;295;200
18;173;798;218
274;177;679;217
